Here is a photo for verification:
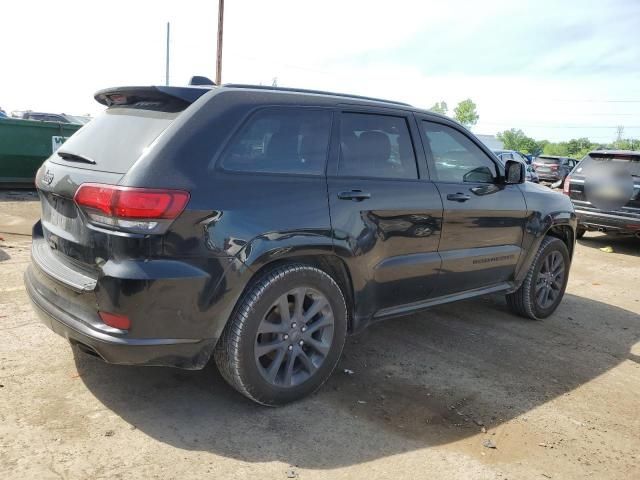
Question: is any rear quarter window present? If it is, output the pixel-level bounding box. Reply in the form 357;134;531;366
220;108;332;175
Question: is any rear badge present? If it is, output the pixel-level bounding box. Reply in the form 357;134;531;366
43;170;54;185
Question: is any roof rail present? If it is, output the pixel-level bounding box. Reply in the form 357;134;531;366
222;84;411;107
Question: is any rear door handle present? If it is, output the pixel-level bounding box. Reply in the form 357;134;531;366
446;192;471;202
338;190;371;201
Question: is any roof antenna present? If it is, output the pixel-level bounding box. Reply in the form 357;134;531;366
189;76;216;86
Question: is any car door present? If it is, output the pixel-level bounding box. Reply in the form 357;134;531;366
327;109;443;319
418;119;528;296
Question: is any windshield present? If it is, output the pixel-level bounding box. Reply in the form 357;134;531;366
50;107;180;173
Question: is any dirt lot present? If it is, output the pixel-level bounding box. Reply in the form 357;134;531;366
0;191;638;480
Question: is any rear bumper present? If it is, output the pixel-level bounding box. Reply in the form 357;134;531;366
575;209;640;235
536;174;562;182
25;265;216;368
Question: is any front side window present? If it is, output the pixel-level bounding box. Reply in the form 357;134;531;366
221;108;332;175
422;121;497;183
338;113;418;179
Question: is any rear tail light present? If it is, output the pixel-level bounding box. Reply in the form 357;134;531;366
74;183;189;234
99;311;131;330
563;175;571;195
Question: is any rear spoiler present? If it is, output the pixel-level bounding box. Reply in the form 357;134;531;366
94;85;213;107
589;151;640;161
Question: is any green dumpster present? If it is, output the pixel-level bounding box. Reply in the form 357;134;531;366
0;117;82;187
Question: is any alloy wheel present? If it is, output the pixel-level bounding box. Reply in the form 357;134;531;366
535;250;565;309
254;287;334;387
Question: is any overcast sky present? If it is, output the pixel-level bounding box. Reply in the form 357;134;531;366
2;0;639;142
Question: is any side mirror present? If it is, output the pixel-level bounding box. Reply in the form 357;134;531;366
505;160;525;184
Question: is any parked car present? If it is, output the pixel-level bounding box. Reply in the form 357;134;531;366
493;150;539;182
532;155;578;184
12;111;91;125
564;150;639;238
25;83;577;405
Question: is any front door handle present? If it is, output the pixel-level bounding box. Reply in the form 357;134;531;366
446;192;471;202
338;190;371;201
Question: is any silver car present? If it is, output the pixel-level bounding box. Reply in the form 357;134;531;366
493;150;539;183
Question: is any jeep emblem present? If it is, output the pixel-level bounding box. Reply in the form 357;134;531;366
43;170;54;185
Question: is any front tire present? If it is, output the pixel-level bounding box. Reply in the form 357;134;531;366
506;236;570;320
214;264;347;406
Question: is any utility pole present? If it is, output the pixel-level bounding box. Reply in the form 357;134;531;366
165;22;170;86
216;0;224;85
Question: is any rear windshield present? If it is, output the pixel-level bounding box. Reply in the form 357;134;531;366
536;157;561;164
580;154;640;177
50;107;180;173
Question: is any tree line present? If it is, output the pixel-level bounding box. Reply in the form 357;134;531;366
495;128;639;159
429;100;638;159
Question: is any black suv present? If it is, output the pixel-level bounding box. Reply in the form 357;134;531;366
564;150;640;238
25;84;577;405
533;155;578;184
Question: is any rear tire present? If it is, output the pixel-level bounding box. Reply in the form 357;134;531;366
506;236;570;320
576;227;586;239
214;263;347;406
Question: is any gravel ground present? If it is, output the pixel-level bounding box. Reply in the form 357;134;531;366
1;191;639;480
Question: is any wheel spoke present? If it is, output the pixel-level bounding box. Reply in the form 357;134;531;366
298;349;317;375
283;350;297;386
277;295;291;323
292;288;306;318
258;321;289;335
304;337;330;356
536;285;547;305
264;347;286;383
304;297;328;322
255;340;286;358
305;312;333;335
546;286;555;303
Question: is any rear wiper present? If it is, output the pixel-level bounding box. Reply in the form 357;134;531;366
57;151;96;165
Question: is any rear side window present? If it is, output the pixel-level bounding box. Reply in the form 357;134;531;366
221;108;332;175
338;113;418;179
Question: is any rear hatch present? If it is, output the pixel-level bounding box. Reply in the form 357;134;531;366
567;151;640;219
35;85;210;275
533;156;561;176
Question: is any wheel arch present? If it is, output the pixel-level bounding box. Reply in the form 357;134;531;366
236;236;358;333
514;210;577;285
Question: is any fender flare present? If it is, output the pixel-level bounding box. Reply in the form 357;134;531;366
514;210;577;285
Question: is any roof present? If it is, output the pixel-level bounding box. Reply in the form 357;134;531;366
590;149;640;157
222;84;411;107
